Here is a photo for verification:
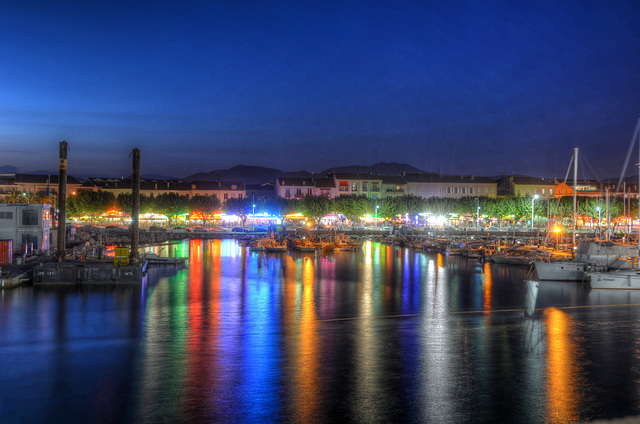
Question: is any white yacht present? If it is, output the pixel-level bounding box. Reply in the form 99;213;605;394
535;241;637;281
590;269;640;289
587;118;640;289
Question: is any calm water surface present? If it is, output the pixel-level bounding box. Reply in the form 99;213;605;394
2;239;640;423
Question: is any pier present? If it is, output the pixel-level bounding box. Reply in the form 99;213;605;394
33;260;147;285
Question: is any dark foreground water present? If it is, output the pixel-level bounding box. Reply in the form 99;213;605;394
2;239;640;423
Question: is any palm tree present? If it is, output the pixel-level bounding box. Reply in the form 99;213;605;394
23;192;40;204
4;190;25;203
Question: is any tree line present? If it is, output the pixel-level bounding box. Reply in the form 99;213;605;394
3;189;635;227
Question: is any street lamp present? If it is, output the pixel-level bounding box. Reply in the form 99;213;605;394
476;205;481;228
596;206;601;239
375;205;379;228
554;226;561;248
531;194;539;230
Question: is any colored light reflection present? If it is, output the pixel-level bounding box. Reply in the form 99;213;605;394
354;237;383;422
544;307;584;423
292;256;320;423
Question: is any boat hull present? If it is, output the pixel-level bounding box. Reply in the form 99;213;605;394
534;261;587;281
589;270;640;289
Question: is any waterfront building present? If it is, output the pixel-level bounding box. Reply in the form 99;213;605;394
0;173;83;204
85;178;246;201
331;173;383;199
497;176;556;198
381;175;407;198
403;173;497;199
0;203;51;254
275;177;337;199
554;179;639;199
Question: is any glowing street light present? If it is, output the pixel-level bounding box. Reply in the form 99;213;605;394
531;194;539;230
476;205;481;228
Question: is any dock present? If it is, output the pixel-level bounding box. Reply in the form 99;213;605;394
33;260;147;285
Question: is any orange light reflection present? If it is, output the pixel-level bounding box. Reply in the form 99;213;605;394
544;307;584;423
483;262;492;316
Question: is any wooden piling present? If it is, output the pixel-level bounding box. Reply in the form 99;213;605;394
131;148;140;262
57;141;67;262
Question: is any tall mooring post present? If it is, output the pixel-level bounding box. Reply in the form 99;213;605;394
131;148;140;262
57;141;68;262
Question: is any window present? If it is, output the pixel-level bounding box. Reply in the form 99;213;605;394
447;187;451;194
371;183;379;192
307;188;312;195
542;189;545;195
362;182;368;192
0;211;13;219
224;193;228;200
21;234;38;247
296;188;302;195
22;210;38;226
454;187;458;194
470;187;474;194
285;188;291;195
437;187;442;196
461;187;466;194
351;182;357;191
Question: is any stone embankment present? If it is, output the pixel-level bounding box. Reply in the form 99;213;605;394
75;226;189;247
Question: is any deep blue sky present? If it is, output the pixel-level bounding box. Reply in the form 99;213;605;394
2;0;640;179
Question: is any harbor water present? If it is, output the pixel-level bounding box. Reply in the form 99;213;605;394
2;239;640;423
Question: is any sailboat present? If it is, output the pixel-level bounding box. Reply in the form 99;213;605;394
535;145;640;281
589;117;640;289
534;147;587;281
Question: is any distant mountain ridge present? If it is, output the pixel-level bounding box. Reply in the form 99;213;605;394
184;162;430;185
320;162;427;176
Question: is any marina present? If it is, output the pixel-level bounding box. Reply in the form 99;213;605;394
3;238;640;423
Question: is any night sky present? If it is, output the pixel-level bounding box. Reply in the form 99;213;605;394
2;0;640;180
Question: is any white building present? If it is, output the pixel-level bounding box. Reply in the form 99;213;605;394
0;203;51;254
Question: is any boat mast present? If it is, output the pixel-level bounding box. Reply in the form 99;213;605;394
573;147;578;246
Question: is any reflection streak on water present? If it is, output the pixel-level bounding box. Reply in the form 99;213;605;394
544;307;584;424
291;256;320;423
135;246;191;422
240;248;281;422
353;240;384;422
420;252;456;423
483;262;493;317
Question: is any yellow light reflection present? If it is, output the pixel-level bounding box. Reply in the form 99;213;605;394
293;257;320;423
544;307;584;423
353;238;382;421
